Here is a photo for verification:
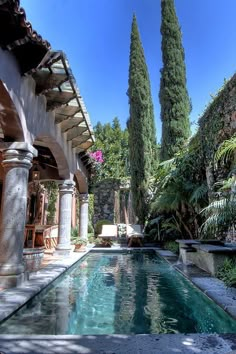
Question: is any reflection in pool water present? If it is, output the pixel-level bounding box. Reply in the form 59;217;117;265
1;251;236;335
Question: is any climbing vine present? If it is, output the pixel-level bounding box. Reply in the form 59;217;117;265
199;75;236;164
43;181;58;225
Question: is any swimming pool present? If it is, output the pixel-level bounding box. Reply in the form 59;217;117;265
0;250;236;335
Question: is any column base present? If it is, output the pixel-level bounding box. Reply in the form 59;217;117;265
54;246;71;257
0;272;25;289
0;263;25;275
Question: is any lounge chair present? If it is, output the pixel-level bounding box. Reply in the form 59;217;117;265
98;224;118;240
126;224;144;247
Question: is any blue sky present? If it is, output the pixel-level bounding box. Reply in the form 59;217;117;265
21;0;236;142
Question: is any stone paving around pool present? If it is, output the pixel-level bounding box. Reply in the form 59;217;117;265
0;251;90;322
1;246;236;354
156;249;236;320
0;333;236;353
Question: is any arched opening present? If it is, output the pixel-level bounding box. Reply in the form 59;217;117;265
0;81;24;141
24;137;72;249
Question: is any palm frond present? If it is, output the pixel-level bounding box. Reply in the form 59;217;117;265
215;135;236;164
149;215;163;225
201;198;228;216
161;221;181;234
200;195;236;237
158;157;176;168
190;183;208;204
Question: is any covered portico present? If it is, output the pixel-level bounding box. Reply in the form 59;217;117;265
0;0;94;288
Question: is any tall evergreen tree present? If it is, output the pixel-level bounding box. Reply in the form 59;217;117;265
127;15;157;225
159;0;191;161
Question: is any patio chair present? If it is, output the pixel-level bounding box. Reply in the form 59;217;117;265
98;224;118;240
126;224;144;247
24;224;36;248
43;225;58;249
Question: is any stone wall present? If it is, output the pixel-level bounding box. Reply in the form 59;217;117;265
93;178;135;226
198;74;236;193
199;74;236;164
93;179;120;225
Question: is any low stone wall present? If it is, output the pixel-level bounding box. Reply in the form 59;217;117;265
180;248;227;276
177;240;236;276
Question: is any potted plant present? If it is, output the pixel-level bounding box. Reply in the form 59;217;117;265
73;238;87;252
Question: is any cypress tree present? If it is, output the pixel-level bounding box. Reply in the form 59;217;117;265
127;15;157;225
159;0;191;161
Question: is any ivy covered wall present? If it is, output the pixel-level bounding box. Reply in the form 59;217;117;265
93;179;135;226
93;179;120;225
199;74;236;164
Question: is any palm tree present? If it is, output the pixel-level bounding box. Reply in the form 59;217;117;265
200;193;236;238
200;134;236;239
150;140;208;239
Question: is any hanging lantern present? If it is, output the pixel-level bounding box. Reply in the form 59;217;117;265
32;166;40;182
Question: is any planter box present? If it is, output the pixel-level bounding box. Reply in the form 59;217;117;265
23;247;45;272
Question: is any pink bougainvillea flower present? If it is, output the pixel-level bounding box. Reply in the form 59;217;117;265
89;150;104;163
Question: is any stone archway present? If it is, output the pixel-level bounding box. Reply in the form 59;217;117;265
0;81;25;141
26;136;71;231
33;136;70;181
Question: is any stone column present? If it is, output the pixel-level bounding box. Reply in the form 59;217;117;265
55;180;75;255
79;193;89;241
0;142;37;288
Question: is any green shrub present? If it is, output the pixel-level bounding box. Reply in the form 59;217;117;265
164;241;179;254
44;181;58;224
72;238;87;245
88;234;96;243
71;226;79;241
148;228;159;241
88;221;94;234
94;238;113;247
94;219;113;236
71;226;87;245
217;258;236;287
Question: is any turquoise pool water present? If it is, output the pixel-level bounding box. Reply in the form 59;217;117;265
1;251;236;334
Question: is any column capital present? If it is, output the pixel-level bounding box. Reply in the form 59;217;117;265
2;143;37;170
58;180;75;194
79;193;89;203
